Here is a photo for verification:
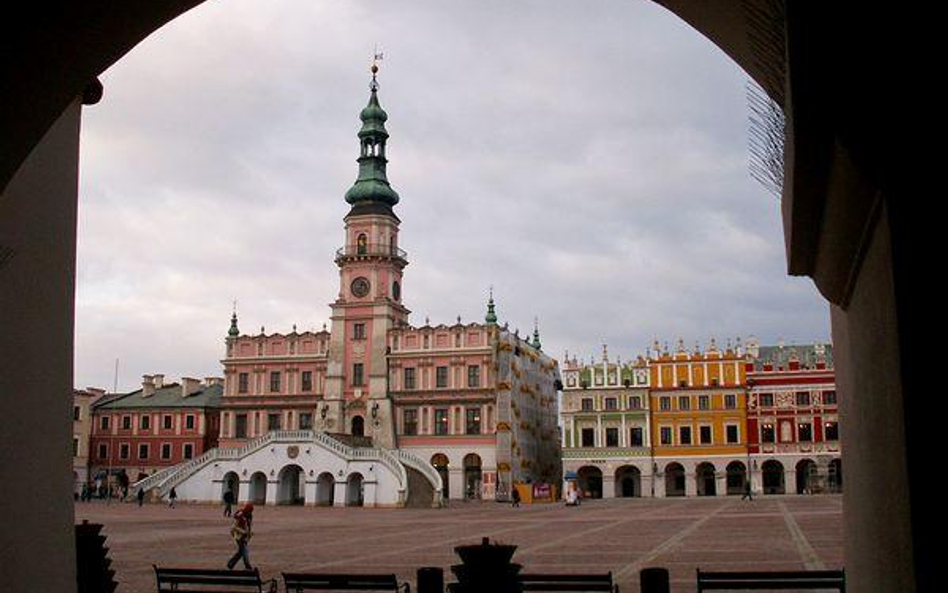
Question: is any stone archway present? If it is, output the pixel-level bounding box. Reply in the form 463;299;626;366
796;458;817;494
463;453;482;500
277;464;305;505
223;471;240;503
346;472;364;507
577;465;603;499
316;472;334;506
249;472;267;505
762;460;785;495
431;453;450;500
696;462;717;496
615;465;641;498
665;462;686;497
726;461;747;495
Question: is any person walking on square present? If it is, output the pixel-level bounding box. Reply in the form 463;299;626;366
168;487;178;508
741;480;753;501
223;489;234;517
227;503;254;570
137;488;145;507
511;486;521;507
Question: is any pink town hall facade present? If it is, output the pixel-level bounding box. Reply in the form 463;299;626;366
134;68;561;506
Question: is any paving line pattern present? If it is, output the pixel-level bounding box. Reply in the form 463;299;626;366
778;500;825;570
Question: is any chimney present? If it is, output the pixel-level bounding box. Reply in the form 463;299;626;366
153;374;165;389
181;377;202;398
141;375;155;398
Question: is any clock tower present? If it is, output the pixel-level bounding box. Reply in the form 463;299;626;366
323;64;408;448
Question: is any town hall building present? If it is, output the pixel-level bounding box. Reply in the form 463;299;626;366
133;66;562;507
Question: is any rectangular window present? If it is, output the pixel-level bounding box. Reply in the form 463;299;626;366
434;409;449;435
660;397;671;411
679;426;692;445
235;414;248;438
268;413;281;431
467;365;481;388
465;408;481;435
726;424;740;444
137;443;148;460
660;426;673;445
352;363;364;387
161;443;172;460
238;373;249;394
73;437;79;457
678;396;690;411
581;427;595;447
299;413;312;430
759;393;774;407
98;443;108;459
823;391;837;405
73;406;81;421
403;409;418;435
698;395;710;410
183;444;194;460
122;415;131;430
301;371;313;392
435;366;448;388
761;423;775;443
630;427;644;447
798;422;813;442
353;322;366;340
403;367;416;390
100;416;110;430
796;391;811;406
605;397;617;411
629;396;641;409
163;415;173;430
606;427;619;447
699;425;713;444
581;398;594;412
724;394;737;409
270;371;281;392
824;421;839;440
119;443;130;460
185;415;195;430
140;415;151;430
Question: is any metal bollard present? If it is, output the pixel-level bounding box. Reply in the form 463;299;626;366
417;566;444;593
640;567;670;593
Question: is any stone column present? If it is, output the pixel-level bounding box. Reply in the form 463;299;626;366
1;97;85;593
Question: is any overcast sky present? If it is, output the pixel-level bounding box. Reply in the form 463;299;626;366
76;0;830;392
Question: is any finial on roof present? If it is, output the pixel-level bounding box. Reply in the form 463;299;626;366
485;286;498;325
532;318;542;350
228;303;240;338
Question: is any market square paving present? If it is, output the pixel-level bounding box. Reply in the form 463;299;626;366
76;495;843;593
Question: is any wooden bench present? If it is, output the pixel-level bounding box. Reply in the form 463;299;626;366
696;569;845;591
154;566;277;593
282;572;410;592
520;573;619;592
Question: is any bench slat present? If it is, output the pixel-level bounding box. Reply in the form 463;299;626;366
282;573;405;592
155;566;269;593
519;573;616;592
697;569;844;592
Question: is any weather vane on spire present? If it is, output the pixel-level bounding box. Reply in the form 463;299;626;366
370;46;384;91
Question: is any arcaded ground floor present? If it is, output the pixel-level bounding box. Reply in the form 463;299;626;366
76;495;843;593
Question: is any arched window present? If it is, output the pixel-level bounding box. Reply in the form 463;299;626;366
356;233;367;255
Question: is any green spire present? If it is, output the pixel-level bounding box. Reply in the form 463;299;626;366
344;63;400;215
228;310;240;338
485;287;498;325
532;318;542;350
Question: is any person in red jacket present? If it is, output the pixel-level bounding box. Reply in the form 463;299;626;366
226;503;254;570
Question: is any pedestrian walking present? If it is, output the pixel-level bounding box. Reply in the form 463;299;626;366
169;487;178;508
137;488;145;507
741;480;753;501
511;487;521;507
226;503;254;570
223;489;234;517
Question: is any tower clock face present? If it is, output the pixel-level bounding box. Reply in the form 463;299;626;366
351;277;371;298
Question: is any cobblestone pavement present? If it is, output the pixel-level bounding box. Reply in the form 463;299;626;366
76;495;843;592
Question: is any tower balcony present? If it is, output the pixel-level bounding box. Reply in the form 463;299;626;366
335;243;408;266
